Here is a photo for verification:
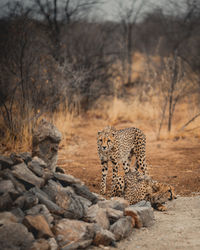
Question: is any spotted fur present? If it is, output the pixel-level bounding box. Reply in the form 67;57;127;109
97;126;147;195
111;170;177;211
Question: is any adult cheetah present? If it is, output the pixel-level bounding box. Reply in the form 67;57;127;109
111;170;177;211
97;126;147;195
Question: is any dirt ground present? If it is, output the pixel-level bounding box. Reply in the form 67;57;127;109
58;117;200;197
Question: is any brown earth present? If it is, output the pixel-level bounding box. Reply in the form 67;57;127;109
58;117;200;197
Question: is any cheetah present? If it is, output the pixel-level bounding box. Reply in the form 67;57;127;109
97;126;147;195
111;170;177;211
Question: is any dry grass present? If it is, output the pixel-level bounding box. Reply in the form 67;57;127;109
0;121;33;154
1;52;199;153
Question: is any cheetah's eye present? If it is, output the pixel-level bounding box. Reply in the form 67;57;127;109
107;139;111;142
99;139;102;142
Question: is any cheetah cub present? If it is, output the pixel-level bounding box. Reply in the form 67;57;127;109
97;126;147;195
111;170;177;211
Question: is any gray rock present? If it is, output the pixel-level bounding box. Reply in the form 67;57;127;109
2;169;26;193
132;200;152;208
110;216;133;241
98;197;129;211
83;204;110;230
30;239;50;250
53;172;83;185
125;205;155;227
11;208;25;222
28;156;47;177
32;119;62;171
106;207;124;224
61;239;93;250
26;204;54;225
19;152;32;164
14;193;39;209
48;238;58;250
0;179;19;198
43;180;86;219
0;192;13;211
0;211;18;224
30;187;64;215
72;183;98;204
93;225;116;246
0;155;13;168
53;219;95;248
12;163;45;188
0;221;34;250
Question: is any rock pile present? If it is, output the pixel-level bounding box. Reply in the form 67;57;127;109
0;120;155;249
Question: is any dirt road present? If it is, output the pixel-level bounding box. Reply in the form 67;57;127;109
106;196;200;250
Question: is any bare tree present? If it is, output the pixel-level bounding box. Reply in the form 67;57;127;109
113;0;148;85
32;0;100;64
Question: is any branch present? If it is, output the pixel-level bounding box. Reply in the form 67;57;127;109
179;112;200;131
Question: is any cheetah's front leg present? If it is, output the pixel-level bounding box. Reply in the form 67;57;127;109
111;159;120;186
100;159;108;195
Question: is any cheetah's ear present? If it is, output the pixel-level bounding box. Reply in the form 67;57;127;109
97;131;101;135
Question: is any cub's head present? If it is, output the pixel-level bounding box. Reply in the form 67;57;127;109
97;126;116;153
153;184;177;204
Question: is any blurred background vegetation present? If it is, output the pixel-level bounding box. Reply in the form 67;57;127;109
0;0;200;151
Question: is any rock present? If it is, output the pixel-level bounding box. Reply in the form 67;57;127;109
11;207;25;222
83;204;110;230
30;239;50;250
26;204;54;226
48;238;58;250
0;179;19;198
32;119;62;171
76;195;92;210
0;221;34;250
61;239;93;250
93;225;116;246
124;205;154;228
43;180;86;219
110;216;133;241
53;219;95;248
0;192;13;211
14;193;39;209
12;162;45;188
0;211;18;224
55;166;65;173
28;157;47;177
0;155;13;168
53;172;83;186
106;207;124;224
23;214;54;238
98;197;129;211
2;169;26;193
72;183;98;203
132;200;152;207
10;152;24;164
30;187;64;215
19;152;32;164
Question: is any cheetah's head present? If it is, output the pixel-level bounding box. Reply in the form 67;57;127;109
97;126;116;153
152;184;177;204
